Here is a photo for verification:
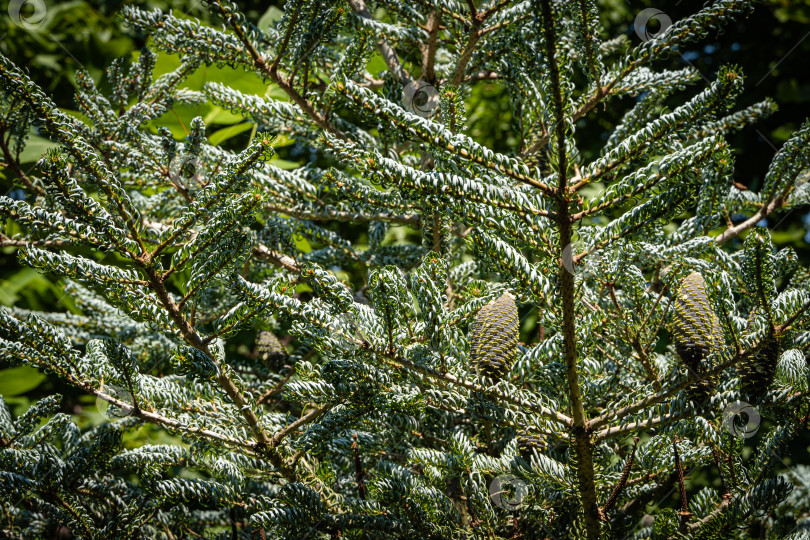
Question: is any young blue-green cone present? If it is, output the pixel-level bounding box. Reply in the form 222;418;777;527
470;292;518;381
739;309;781;400
672;272;723;406
739;230;782;400
740;337;780;400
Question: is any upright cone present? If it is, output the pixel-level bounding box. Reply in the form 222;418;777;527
672;272;723;405
470;292;518;381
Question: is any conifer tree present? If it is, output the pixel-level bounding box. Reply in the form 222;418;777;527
1;0;809;538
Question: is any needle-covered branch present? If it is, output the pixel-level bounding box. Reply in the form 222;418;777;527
1;0;808;537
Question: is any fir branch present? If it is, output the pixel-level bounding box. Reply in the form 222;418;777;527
206;0;342;137
450;8;484;86
331;80;556;195
672;440;693;529
1;1;808;536
0;54;146;257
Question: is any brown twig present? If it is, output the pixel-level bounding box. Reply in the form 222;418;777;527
270;403;333;449
537;0;599;535
351;433;368;500
74;376;258;452
600;436;640;520
422;11;441;84
673;440;693;528
713;195;784;244
450;15;483;86
709;441;732;501
256;367;297;405
253;243;301;273
230;506;238;540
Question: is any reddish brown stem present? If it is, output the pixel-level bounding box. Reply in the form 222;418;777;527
600;436;640;519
